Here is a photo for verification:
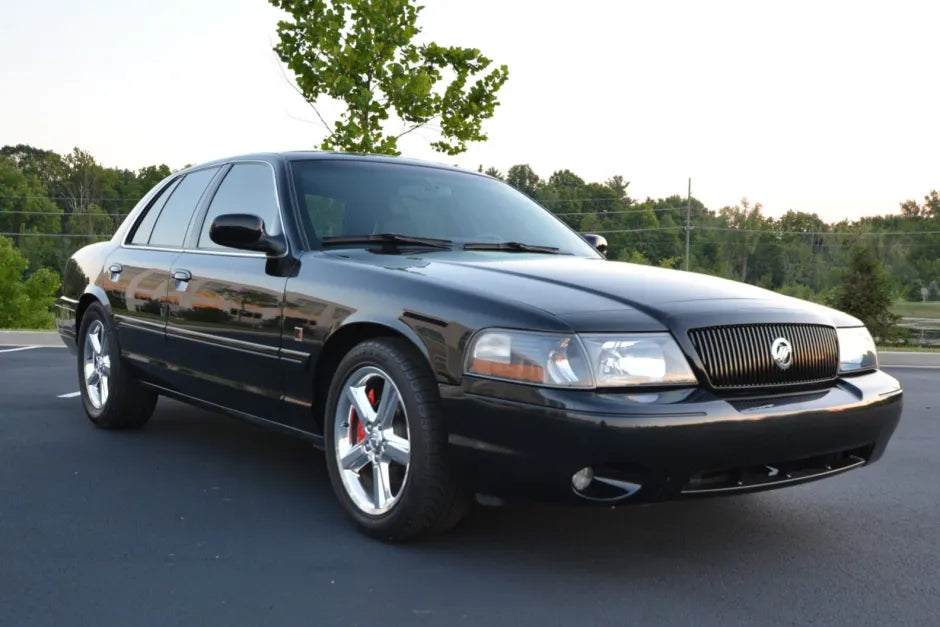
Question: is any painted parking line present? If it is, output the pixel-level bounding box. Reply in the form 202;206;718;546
57;391;81;398
0;346;39;354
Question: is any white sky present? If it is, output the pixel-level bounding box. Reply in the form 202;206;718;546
1;0;938;221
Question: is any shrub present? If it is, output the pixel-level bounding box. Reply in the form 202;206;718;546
0;235;61;329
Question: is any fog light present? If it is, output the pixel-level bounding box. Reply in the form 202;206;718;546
572;466;594;491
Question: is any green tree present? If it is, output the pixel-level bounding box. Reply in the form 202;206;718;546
0;145;67;202
0;156;64;272
0;236;61;328
829;247;901;342
65;203;114;244
505;164;540;197
719;199;768;282
271;0;508;155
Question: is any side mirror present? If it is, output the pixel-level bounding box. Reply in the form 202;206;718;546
209;214;286;256
582;233;608;256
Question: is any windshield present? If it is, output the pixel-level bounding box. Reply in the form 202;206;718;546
289;159;600;256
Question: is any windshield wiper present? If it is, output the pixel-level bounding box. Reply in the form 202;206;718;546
463;241;562;254
321;233;453;250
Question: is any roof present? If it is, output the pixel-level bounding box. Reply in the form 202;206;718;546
187;150;483;178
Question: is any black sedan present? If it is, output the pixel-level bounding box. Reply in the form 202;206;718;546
55;152;903;540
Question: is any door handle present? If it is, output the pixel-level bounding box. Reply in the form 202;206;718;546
108;263;123;281
172;269;192;291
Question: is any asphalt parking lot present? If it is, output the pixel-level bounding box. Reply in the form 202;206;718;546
1;346;938;626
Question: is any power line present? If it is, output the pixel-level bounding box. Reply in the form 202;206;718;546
0;209;127;217
0;194;138;203
4;225;940;240
0;232;113;238
594;226;686;234
691;226;940;236
553;206;681;217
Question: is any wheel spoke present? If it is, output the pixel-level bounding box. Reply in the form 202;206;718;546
84;361;96;382
88;328;102;355
374;383;399;429
348;385;377;424
99;376;109;405
100;355;111;376
341;443;370;472
382;432;410;466
372;461;393;509
87;370;100;387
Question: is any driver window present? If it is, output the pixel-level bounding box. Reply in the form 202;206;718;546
199;163;279;250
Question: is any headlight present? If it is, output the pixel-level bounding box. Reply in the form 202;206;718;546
579;333;697;387
465;330;593;387
465;329;696;388
837;327;878;373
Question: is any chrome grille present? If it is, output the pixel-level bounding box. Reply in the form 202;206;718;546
688;324;839;390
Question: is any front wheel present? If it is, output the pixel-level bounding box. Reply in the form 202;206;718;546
324;338;469;540
77;303;157;429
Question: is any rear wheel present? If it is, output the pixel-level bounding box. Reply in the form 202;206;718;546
77;303;157;429
324;338;469;540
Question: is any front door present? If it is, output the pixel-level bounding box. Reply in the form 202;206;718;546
163;162;289;422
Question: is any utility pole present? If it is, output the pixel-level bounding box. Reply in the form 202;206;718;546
685;178;692;271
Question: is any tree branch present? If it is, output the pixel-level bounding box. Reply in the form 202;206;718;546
395;114;441;140
271;45;334;137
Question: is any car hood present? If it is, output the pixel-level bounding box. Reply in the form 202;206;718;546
326;250;861;332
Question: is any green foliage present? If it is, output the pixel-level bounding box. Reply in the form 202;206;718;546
505;164;540;198
0;156;64;271
829;247;902;341
270;0;508;155
620;249;650;265
0;236;60;328
0;144;172;275
778;284;823;304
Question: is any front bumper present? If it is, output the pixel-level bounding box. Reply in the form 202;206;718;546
440;370;903;503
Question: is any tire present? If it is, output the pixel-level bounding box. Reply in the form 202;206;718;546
324;338;469;541
77;303;157;429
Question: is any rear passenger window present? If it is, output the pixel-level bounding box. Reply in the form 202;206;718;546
148;167;220;248
198;163;280;249
130;178;180;245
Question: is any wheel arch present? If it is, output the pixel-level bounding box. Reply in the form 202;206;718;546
311;319;435;434
75;286;111;336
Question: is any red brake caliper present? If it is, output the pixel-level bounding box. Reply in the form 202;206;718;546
349;388;375;445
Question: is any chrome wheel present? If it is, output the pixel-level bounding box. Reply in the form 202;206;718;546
82;319;111;409
333;366;411;516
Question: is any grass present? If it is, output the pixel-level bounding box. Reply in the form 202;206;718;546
891;300;940;319
878;345;940;353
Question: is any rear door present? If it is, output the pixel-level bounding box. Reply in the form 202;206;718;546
164;162;289;421
105;167;221;382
